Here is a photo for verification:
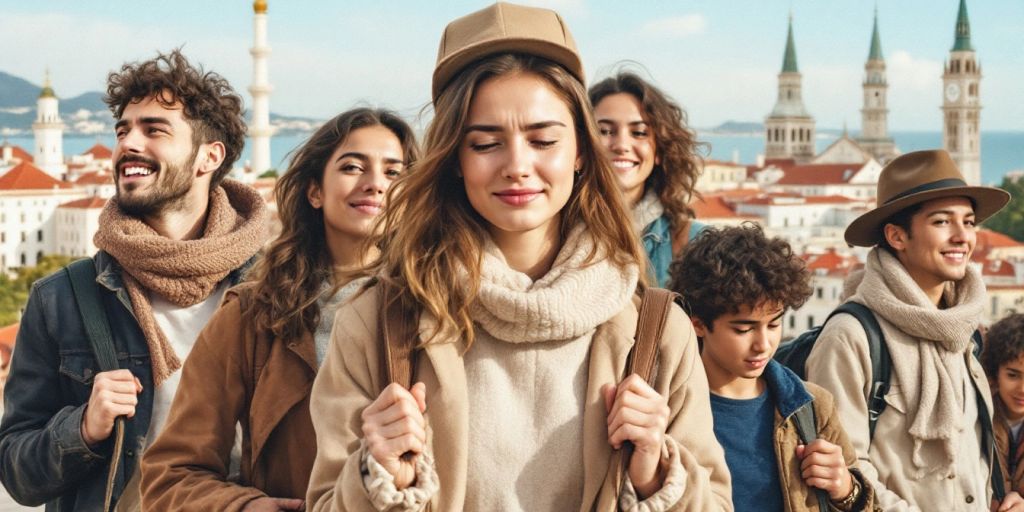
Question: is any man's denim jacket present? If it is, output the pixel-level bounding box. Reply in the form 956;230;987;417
0;251;251;511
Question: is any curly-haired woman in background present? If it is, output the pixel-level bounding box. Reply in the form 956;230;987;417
590;72;706;286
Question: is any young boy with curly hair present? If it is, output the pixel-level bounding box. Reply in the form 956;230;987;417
982;313;1024;502
668;224;875;511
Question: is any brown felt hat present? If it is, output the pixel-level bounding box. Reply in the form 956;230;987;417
844;149;1010;247
432;2;584;102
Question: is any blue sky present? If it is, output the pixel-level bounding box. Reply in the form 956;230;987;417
1;0;1021;131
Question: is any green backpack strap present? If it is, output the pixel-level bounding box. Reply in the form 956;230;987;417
791;402;832;511
64;258;125;512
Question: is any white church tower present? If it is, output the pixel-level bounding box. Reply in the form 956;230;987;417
33;70;66;179
248;0;274;176
942;0;981;185
765;14;816;163
856;8;898;164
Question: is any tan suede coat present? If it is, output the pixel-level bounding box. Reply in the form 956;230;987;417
305;285;733;511
141;283;318;511
773;382;877;511
993;397;1024;498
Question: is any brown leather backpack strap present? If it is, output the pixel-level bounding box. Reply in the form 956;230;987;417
615;287;678;502
379;279;416;389
625;288;677;385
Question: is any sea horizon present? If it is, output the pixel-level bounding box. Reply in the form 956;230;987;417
7;130;1023;187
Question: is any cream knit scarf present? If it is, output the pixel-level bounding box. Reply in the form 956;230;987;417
851;248;985;477
631;189;664;233
94;180;268;385
468;225;640;343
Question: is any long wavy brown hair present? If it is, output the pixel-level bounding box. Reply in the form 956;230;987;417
248;108;418;341
589;71;704;231
364;53;644;348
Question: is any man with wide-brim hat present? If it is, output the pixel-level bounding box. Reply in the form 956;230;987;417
806;149;1012;511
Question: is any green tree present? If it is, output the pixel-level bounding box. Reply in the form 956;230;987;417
258;169;278;179
985;177;1024;242
0;255;80;326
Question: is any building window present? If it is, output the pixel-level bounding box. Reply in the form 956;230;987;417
1;233;4;243
36;251;43;264
37;230;43;242
816;288;823;299
20;253;25;266
20;232;26;242
807;315;815;330
789;316;796;329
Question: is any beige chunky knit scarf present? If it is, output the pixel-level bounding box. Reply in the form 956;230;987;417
851;248;985;477
94;180;268;385
631;189;664;233
468;225;640;343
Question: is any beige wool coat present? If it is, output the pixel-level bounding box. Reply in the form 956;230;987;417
305;285;733;511
806;313;993;512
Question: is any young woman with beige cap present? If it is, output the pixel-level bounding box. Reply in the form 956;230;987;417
306;3;732;511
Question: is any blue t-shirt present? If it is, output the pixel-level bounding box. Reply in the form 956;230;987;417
710;391;784;512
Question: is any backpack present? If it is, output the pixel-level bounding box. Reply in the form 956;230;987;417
376;281;679;504
65;258;125;512
774;302;1005;501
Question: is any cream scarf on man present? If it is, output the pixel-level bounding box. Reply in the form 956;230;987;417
94;180;268;385
851;248;985;477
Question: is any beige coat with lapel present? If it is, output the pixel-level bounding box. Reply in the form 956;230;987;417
306;285;733;511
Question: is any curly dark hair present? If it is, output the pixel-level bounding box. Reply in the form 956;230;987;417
982;313;1024;380
589;71;704;229
104;49;246;187
667;223;812;330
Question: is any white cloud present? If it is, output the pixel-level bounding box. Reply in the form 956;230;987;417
888;50;943;92
517;0;587;17
642;14;707;39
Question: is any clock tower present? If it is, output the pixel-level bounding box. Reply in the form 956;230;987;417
942;0;981;185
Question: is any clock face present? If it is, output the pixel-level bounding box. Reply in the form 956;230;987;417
946;83;961;102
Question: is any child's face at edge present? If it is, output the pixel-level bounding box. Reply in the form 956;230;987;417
997;354;1024;423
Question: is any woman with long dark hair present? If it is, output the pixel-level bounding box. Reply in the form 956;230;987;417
306;4;730;511
140;108;418;511
590;72;706;287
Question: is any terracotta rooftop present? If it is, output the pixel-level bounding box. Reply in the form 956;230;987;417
692;195;738;218
82;143;113;159
774;163;865;185
982;259;1017;278
73;170;114;186
0;161;71;190
59;196;107;209
2;144;33;163
704;159;745;167
0;323;17;367
741;194;859;206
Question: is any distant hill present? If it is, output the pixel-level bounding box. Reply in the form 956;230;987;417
0;71;41;108
706;120;764;134
0;70;320;136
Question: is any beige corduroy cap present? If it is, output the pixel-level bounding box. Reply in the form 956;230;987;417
844;149;1010;247
432;2;584;102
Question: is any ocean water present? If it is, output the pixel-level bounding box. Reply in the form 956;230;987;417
8;130;1023;186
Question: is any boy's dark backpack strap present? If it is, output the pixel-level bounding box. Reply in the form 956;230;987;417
830;302;890;441
65;257;124;512
791;402;831;511
379;279;417;390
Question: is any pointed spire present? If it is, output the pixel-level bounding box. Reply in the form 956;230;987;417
782;13;799;73
868;6;883;61
38;68;56;99
952;0;973;51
